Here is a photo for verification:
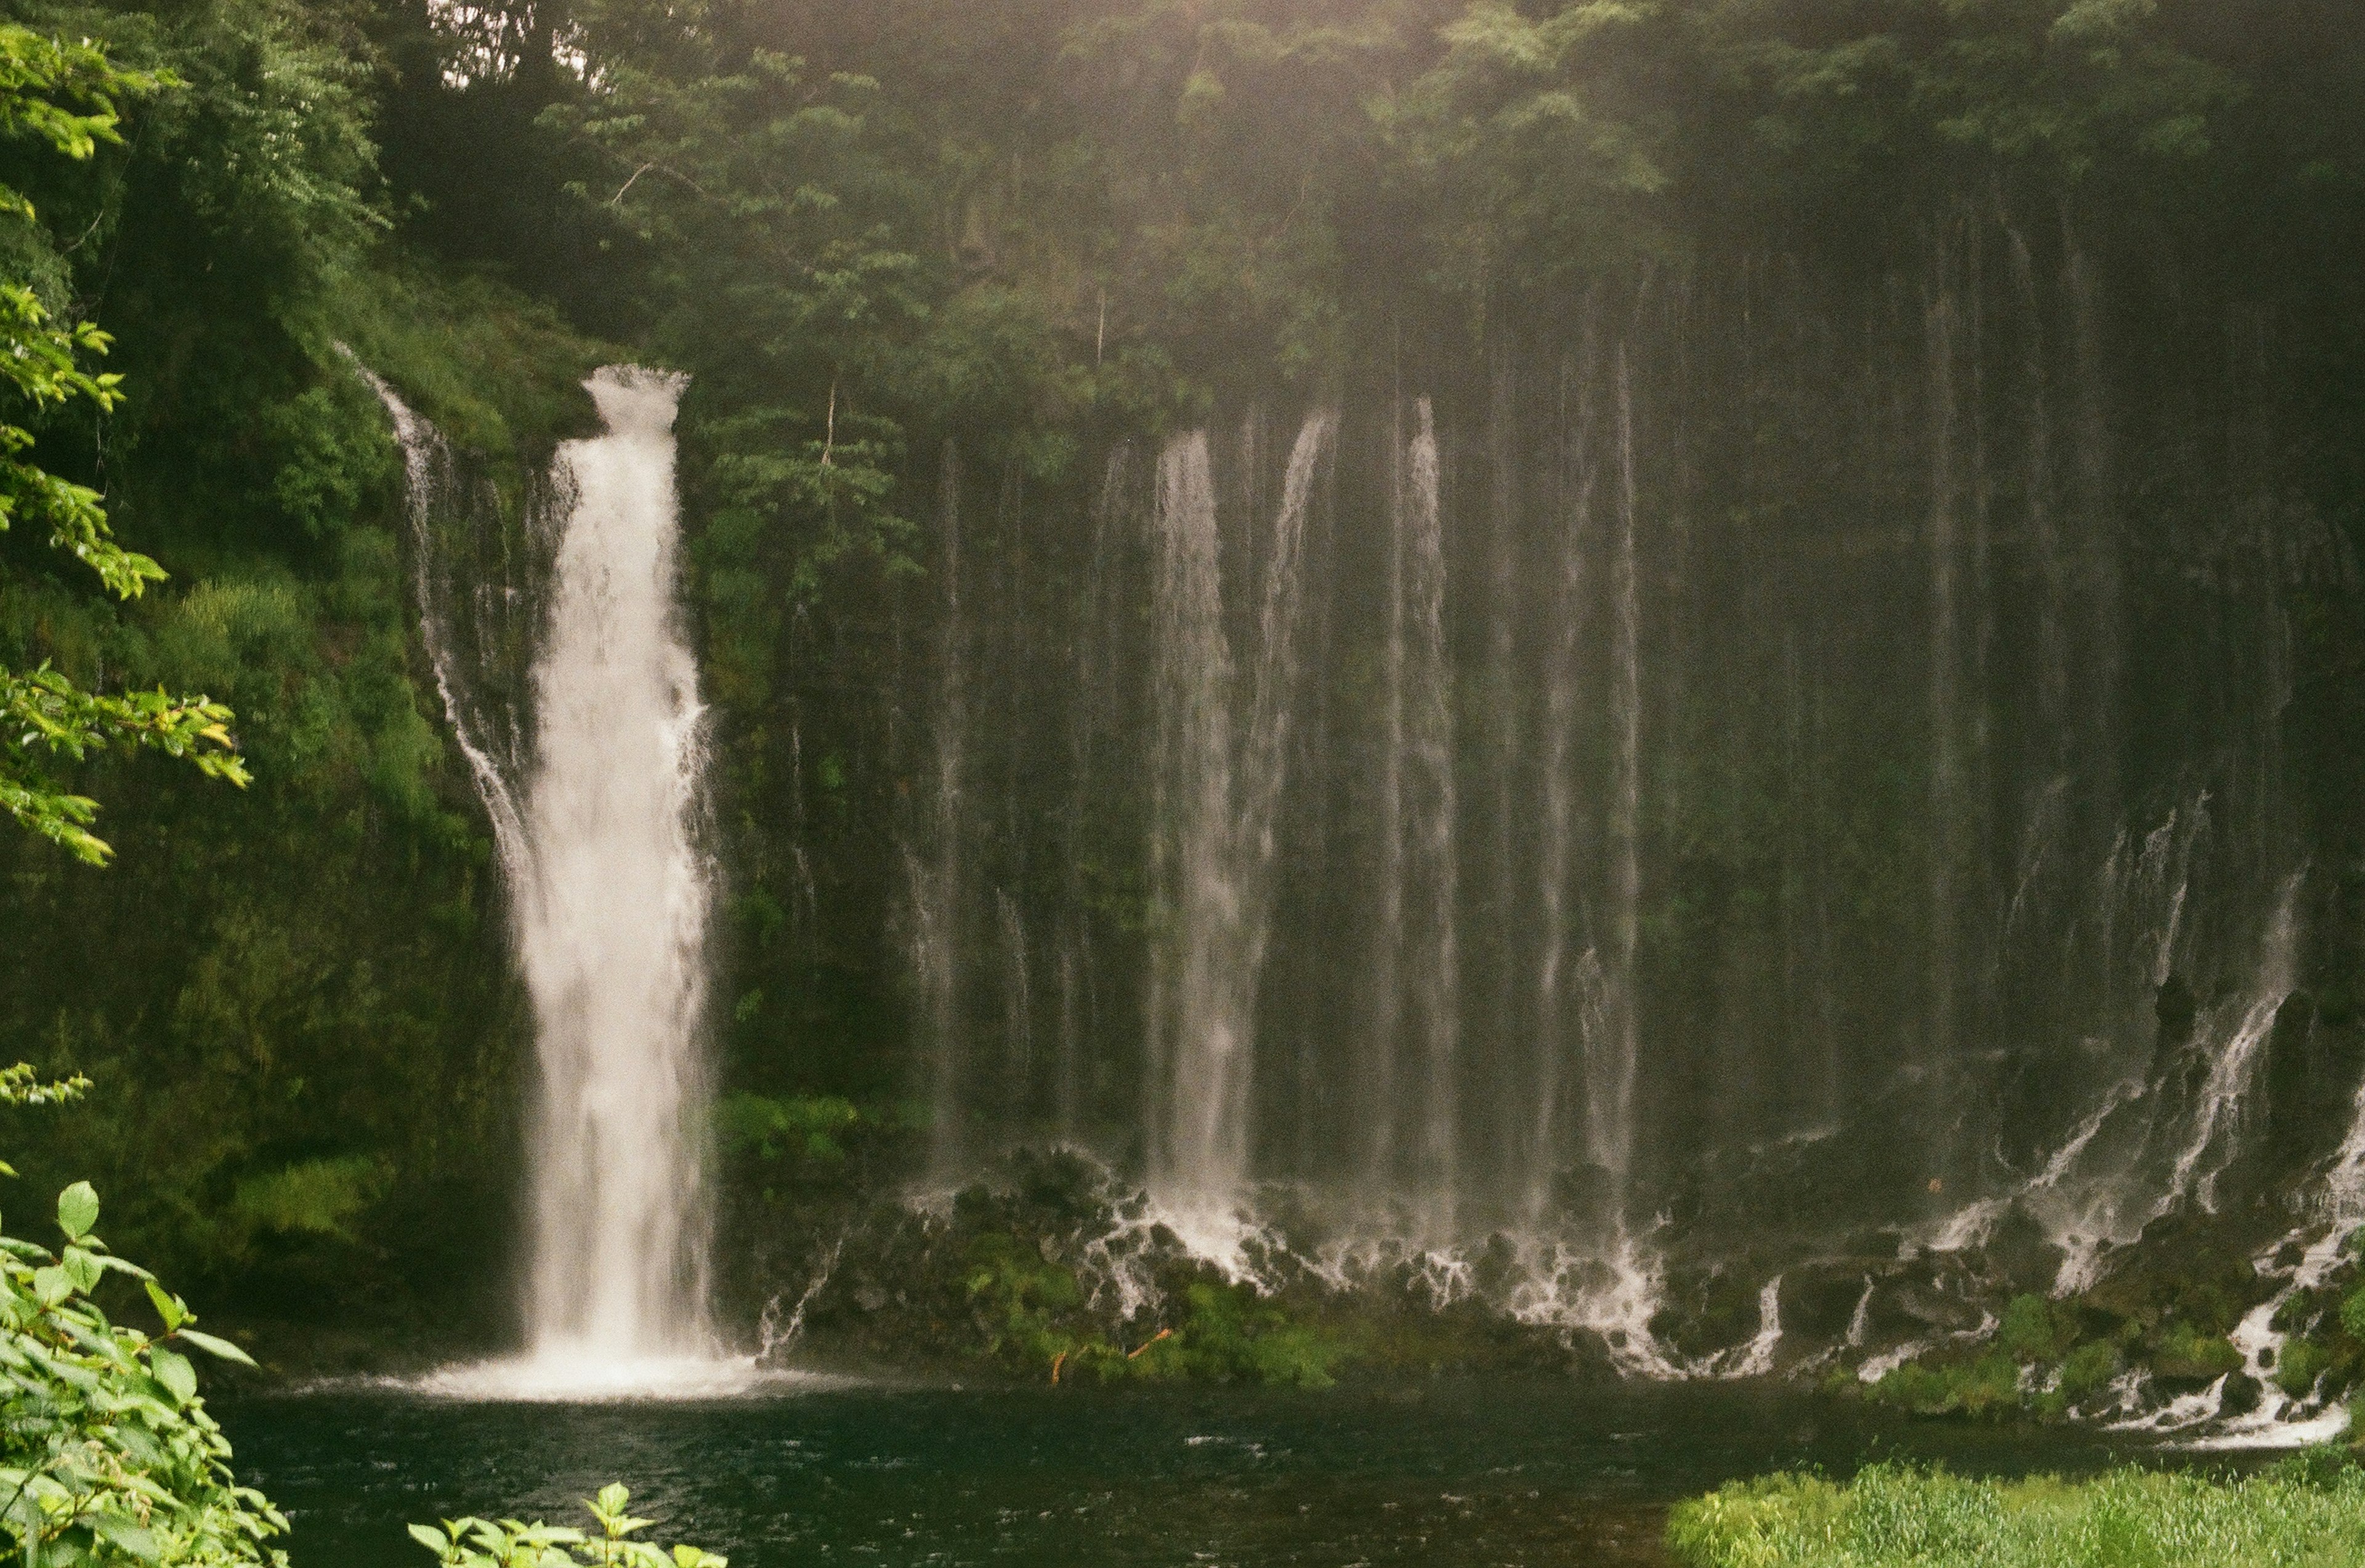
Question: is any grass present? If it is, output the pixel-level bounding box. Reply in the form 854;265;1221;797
1667;1453;2365;1567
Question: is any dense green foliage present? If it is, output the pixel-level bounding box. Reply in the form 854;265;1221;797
1667;1457;2365;1568
0;23;245;863
0;1069;281;1568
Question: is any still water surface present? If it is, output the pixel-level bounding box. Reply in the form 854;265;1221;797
224;1380;2175;1567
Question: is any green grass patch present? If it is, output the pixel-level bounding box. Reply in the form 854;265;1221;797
1667;1455;2365;1567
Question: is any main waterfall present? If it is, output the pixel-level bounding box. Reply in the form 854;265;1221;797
509;368;717;1386
365;363;743;1397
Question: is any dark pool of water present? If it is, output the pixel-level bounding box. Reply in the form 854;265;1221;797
222;1378;2179;1567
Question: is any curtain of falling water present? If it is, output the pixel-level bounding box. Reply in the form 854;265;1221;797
517;368;717;1366
894;222;2332;1290
1146;415;1335;1248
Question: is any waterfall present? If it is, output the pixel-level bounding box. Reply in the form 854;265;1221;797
1926;257;1965;1169
1401;399;1462;1224
348;359;532;867
997;889;1034;1106
1145;413;1335;1255
2024;870;2303;1293
1530;350;1597;1219
1362;398;1463;1220
1484;359;1524;1201
366;363;743;1396
1594;352;1643;1204
916;448;968;1182
515;368;716;1374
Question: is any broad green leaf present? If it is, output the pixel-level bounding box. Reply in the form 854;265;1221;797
144;1281;185;1333
31;1266;70;1306
406;1523;448;1554
56;1181;97;1241
148;1345;195;1404
91;1513;159;1562
59;1247;100;1293
176;1327;256;1365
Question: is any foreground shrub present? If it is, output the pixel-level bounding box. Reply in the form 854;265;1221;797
1667;1457;2365;1568
409;1484;723;1568
0;1065;283;1567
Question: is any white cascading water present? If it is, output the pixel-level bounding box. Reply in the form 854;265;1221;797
1596;352;1643;1204
1529;354;1597;1221
1402;400;1463;1228
1146;413;1335;1262
367;363;747;1397
511;368;718;1388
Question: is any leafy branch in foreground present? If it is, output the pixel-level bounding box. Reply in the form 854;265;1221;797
0;1134;283;1566
0;22;245;865
409;1483;725;1568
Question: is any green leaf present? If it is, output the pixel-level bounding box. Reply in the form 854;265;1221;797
144;1280;185;1333
175;1328;256;1365
148;1346;195;1404
405;1524;447;1555
31;1266;71;1306
91;1513;160;1562
59;1247;100;1293
55;1181;97;1241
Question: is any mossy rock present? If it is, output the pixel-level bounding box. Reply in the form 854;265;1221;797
2151;1322;2244;1383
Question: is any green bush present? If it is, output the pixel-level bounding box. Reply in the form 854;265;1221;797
0;1067;283;1566
714;1093;865;1164
228;1155;389;1243
2056;1339;2123;1404
2340;1285;2365;1344
1867;1351;2024;1418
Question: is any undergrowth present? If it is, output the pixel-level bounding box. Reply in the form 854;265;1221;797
1667;1453;2365;1568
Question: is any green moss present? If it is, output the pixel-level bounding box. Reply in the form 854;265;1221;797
2057;1339;2123;1404
1867;1351;2024;1418
329;257;615;491
2340;1285;2365;1344
1996;1294;2074;1363
715;1092;866;1163
2154;1322;2244;1380
2278;1336;2337;1397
